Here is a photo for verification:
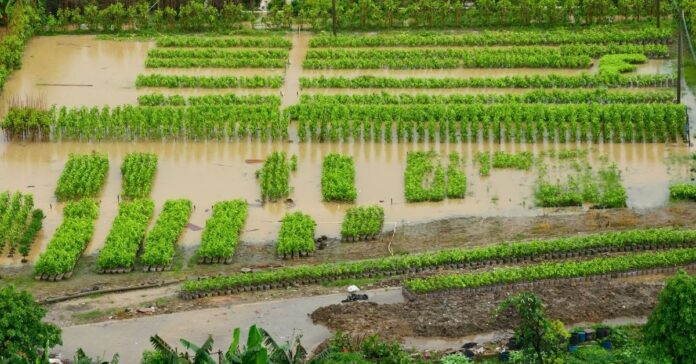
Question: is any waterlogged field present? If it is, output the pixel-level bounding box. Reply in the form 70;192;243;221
0;28;694;278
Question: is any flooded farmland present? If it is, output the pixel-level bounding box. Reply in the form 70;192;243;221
0;33;692;266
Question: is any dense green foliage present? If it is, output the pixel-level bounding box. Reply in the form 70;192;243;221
34;200;99;277
197;200;248;261
295;90;676;105
0;286;62;361
669;182;696;201
477;151;534;176
55;153;109;201
340;205;385;240
138;93;281;107
276;212;315;258
290;103;687;143
140;199;193;268
0;191;43;257
145;48;289;68
141;324;306;364
310;25;671;47
446;153;467;198
536;162;628;208
136;74;284;88
121;153;158;199
259;152;292;202
321;154;357;202
96;199;155;271
156;36;292;48
644;271;696;364
45;1;252;33
404;248;696;294
181;228;696;295
497;293;568;363
405;151;445;202
3;105;286;141
304;48;592;69
0;4;39;90
300;73;674;89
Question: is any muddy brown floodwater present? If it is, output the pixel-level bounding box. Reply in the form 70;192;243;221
0;140;690;266
0;33;691;266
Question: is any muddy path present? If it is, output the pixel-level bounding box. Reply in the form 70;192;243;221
310;274;674;342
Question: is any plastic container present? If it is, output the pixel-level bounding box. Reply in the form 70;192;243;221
499;351;510;362
578;331;587;343
602;340;613;350
568;345;579;353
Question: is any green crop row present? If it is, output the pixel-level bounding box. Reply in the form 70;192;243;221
559;44;668;58
446;153;467;198
156;36;292;48
0;4;38;91
0;191;43;257
136;74;284;88
304;48;592;69
404;248;696;294
2;105;286;141
309;26;672;47
669;183;696;201
145;57;287;68
137;93;281;107
258;152;292;202
96;199;155;271
290;103;687;144
299;74;674;89
295;90;676;106
535;162;627;208
476;151;534;176
140;199;193;268
341;205;384;241
148;48;289;59
121;153;158;199
405;151;445;202
277;212;316;258
321;154;357;202
33;200;99;278
180;228;696;296
55;153;109;201
598;54;648;75
197;200;248;262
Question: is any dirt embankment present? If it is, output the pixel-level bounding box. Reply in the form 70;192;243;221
311;276;666;341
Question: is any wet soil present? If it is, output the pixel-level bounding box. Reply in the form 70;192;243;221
310;274;673;341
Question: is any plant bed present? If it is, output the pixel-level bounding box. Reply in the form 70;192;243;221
34;200;99;280
55;152;109;201
276;212;316;259
402;248;696;298
96;199;155;273
120;152;158;199
140;199;193;270
340;205;384;241
321;153;357;202
196;200;248;263
180;228;696;299
0;191;44;258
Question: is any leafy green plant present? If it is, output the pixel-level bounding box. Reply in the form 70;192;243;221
476;151;533;176
197;200;248;263
340;205;384;241
446;153;467;198
55;153;109;201
405;151;445;202
136;74;284;88
259;152;292;202
321;154;357;202
535;162;627;208
138;94;281;107
0;191;43;258
34;200;99;278
669;183;696;201
96;199;155;272
157;36;292;48
120;153;157;199
404;248;696;294
310;26;671;47
277;212;316;258
140;199;193;269
181;228;696;296
644;271;696;364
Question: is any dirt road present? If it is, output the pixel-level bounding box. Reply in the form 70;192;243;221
56;287;403;363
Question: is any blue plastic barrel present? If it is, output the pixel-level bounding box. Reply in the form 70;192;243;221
578;331;586;343
602;340;613;350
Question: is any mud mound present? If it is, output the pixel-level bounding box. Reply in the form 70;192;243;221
311;279;663;340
